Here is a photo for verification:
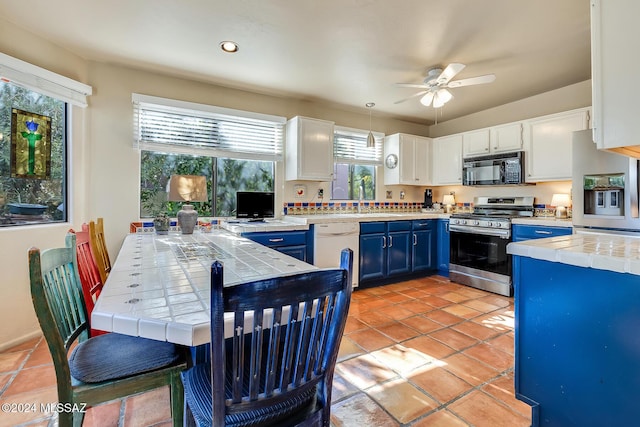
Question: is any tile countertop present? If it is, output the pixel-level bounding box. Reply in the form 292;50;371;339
507;233;640;275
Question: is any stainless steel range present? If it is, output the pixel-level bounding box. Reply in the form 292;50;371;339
449;196;534;297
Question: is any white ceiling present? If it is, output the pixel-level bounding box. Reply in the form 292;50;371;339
0;0;592;125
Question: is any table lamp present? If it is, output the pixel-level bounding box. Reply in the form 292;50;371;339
167;175;208;234
551;193;571;219
443;194;456;214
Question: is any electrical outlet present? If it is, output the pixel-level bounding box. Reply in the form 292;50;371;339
317;188;324;199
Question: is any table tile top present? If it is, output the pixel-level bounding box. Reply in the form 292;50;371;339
92;230;318;346
507;233;640;275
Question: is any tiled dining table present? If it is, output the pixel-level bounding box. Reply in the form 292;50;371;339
91;229;318;346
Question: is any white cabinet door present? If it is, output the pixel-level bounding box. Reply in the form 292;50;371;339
591;0;640;155
524;109;590;182
413;136;431;184
285;116;334;181
491;122;523;153
384;134;431;185
462;129;490;157
432;134;463;185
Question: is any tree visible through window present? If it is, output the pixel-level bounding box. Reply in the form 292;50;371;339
0;81;66;226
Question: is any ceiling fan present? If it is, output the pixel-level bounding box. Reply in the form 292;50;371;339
395;63;496;108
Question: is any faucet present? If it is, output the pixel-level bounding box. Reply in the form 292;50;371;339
357;180;365;213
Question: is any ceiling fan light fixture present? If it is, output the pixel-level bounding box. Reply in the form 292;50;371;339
433;88;453;108
365;102;376;148
420;92;434;107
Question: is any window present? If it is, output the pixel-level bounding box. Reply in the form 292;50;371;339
331;126;383;200
0;53;90;227
134;95;283;218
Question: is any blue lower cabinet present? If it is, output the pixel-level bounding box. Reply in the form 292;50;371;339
412;220;436;272
387;221;412;277
436;219;450;276
514;256;640;426
241;230;312;262
359;231;386;282
360;220;437;286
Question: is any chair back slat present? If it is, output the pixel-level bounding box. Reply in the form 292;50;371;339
209;248;353;426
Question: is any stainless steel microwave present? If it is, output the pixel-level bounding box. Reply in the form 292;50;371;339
463;151;525;186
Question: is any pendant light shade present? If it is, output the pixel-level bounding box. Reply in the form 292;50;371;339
366;102;376;148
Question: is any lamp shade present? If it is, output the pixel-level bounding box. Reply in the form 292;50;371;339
551;193;571;207
443;194;456;206
433;88;453;108
167;175;208;202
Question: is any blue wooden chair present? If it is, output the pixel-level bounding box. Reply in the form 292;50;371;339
28;233;187;427
181;248;353;426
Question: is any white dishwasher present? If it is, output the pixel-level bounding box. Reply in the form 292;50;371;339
313;222;359;287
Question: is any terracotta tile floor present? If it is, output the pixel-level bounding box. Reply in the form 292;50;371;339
0;275;531;426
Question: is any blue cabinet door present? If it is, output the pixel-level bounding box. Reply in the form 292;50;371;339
359;233;386;282
412;220;436;272
387;230;411;276
436;219;450;275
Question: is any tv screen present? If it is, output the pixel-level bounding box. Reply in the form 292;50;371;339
236;191;275;221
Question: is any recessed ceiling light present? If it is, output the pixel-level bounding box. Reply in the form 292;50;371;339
220;41;239;53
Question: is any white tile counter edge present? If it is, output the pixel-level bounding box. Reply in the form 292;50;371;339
507;233;640;275
220;212;451;233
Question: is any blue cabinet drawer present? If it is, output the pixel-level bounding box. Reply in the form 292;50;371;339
512;224;572;242
388;220;412;232
242;231;308;247
360;222;386;234
412;220;435;231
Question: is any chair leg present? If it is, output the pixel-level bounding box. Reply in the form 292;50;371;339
57;410;73;427
171;372;185;427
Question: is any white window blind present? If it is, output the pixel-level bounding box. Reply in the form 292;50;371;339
132;94;285;161
0;52;92;107
334;126;384;165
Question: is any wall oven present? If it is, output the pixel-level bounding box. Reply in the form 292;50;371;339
449;196;533;297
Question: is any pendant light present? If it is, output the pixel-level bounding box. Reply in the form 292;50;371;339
366;102;375;148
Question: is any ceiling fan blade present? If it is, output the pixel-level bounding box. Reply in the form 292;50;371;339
437;63;465;85
394;90;428;104
447;74;496;88
395;83;430;89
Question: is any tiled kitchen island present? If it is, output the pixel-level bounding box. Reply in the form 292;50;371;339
507;233;640;426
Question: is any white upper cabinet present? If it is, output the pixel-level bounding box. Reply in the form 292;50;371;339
462;129;490;157
384;133;432;186
285;116;335;181
590;0;640;156
462;123;523;158
523;108;590;182
432;134;463;185
490;122;524;153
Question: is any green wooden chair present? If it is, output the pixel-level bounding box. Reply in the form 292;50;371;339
29;233;187;427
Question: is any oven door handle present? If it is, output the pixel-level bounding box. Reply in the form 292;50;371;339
449;224;511;239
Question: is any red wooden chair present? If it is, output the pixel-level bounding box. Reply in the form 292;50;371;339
69;226;107;336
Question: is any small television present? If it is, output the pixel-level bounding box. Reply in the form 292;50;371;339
236;191;275;221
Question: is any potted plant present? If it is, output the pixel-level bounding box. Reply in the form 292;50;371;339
153;212;170;234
